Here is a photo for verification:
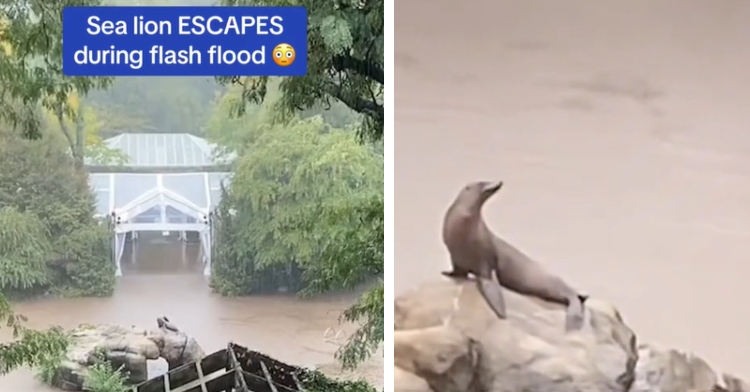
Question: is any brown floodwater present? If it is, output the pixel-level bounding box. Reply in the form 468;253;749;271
0;232;383;390
396;0;750;380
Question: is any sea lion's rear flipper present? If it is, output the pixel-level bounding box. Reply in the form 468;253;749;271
476;276;507;319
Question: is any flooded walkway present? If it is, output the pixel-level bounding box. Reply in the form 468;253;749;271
0;234;382;390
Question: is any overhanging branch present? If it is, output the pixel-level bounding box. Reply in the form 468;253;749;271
332;54;384;85
331;89;383;124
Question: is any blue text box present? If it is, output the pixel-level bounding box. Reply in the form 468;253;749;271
62;6;307;76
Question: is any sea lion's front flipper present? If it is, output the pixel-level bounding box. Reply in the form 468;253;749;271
564;297;586;331
442;267;470;279
476;276;507;319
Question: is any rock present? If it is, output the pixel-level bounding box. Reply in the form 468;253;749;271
721;374;750;392
53;323;204;391
395;279;750;392
632;344;750;392
633;344;717;392
395;325;478;392
395;366;434;392
394;279;638;392
54;324;159;390
146;326;205;370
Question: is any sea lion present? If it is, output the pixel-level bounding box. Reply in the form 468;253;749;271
441;180;588;331
157;316;180;333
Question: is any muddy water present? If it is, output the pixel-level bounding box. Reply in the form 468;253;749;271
0;232;383;390
396;0;750;379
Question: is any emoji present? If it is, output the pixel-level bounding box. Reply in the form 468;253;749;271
272;43;296;67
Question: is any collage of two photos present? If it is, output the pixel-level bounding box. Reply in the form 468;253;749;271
394;0;750;391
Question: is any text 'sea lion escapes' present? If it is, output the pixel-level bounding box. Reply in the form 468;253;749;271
85;15;284;36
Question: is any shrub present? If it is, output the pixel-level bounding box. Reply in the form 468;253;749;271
0;133;115;297
0;207;52;294
82;350;130;392
297;369;377;392
52;224;116;297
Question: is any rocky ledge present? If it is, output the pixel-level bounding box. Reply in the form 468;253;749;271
395;279;750;392
51;319;204;391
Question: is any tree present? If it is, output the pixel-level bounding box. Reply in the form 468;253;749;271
0;1;112;140
302;194;383;368
218;0;384;140
84;76;223;137
2;9;220;155
205;80;363;156
0;130;115;297
211;115;383;294
200;4;388;365
208;83;384;369
42;91;129;166
205;91;254;152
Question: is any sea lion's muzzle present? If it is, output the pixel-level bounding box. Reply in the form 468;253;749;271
482;181;503;196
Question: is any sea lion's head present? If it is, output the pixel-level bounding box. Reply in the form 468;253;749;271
157;316;169;328
456;181;503;207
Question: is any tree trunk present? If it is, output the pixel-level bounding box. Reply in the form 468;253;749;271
74;104;85;169
54;103;85;168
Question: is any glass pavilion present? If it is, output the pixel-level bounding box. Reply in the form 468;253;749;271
86;134;232;277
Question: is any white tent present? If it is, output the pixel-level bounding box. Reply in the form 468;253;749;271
89;172;231;277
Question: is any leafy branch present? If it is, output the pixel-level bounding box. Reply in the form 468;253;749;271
0;294;69;375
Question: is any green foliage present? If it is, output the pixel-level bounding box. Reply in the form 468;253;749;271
0;132;115;297
205;0;385;371
211;115;382;295
84;141;131;167
85;76;222;138
299;100;364;131
0;0;113;139
40;92;131;165
52;224;116;297
209;193;254;296
1;0;221;143
0;207;52;292
209;50;384;366
204;83;270;155
0;133;93;237
300;195;383;296
0;293;69;375
83;349;130;392
291;161;383;369
297;369;377;392
218;0;384;140
337;283;383;370
206;80;363;156
36;350;64;385
232;116;382;268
